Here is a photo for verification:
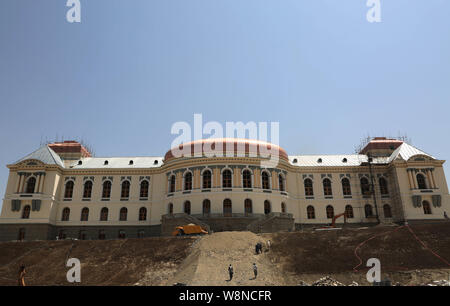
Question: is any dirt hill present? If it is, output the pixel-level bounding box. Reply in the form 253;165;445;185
0;223;449;286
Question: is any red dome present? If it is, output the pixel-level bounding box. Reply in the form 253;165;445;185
164;138;288;162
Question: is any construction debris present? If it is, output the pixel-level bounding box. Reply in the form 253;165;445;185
311;276;344;286
425;280;450;286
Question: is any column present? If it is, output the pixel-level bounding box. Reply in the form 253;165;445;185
426;169;433;190
176;172;182;191
271;171;278;190
254;169;261;188
194;169;200;189
16;173;23;193
430;169;437;189
36;174;42;194
406;169;413;189
39;174;45;193
412;170;418;189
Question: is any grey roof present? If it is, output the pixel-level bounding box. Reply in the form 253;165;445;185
69;157;164;169
15;145;65;167
387;143;434;163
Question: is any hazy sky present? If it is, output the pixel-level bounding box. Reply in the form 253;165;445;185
1;0;449;210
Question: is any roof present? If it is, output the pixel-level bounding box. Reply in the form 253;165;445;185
69;157;164;169
387;143;434;163
15;145;65;167
288;154;370;167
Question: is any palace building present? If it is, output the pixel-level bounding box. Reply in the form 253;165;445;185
0;137;449;241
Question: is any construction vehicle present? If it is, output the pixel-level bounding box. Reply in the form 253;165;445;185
314;212;347;231
172;223;208;236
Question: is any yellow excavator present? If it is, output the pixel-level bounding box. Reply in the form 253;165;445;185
172;223;208;236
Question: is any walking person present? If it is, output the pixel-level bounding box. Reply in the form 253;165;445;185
228;264;234;281
267;240;271;252
253;263;258;279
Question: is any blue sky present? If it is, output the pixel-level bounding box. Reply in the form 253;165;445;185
0;0;449;210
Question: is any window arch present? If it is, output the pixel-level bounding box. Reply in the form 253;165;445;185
364;204;373;218
120;207;128;221
326;205;334;219
281;202;286;213
140;180;149;198
307;205;315;219
345;205;354;218
83;181;93;199
202;170;212;189
102;181;112;199
304;179;314;196
360;177;370;196
22;205;31;219
100;207;108;221
184;201;191;215
25;177;36;194
242;170;252;188
203;199;211;215
323;178;332;196
139;207;147;221
169;175;176;193
379;177;389;195
244;199;252;215
62;207;70;221
341;178;351;196
223;199;232;217
64;181;74;199
168;203;174;215
279;174;285;192
184;172;193;191
81;207;89;221
261;171;270;190
121;181;130;199
423;201;432;215
383;204;392;218
417;174;427;189
264;200;271;215
222;169;232;188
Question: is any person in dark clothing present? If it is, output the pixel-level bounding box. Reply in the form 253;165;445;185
444;211;449;219
228;264;234;281
18;265;26;286
253;263;258;279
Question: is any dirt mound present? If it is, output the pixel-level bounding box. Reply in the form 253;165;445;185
0;237;196;286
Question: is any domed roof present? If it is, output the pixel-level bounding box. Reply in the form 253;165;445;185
164;138;288;162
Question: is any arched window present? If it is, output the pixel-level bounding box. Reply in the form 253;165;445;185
121;181;130;199
417;174;427;190
307;205;315;219
264;200;271;215
326;205;334;219
168;203;174;215
281;202;286;213
244;199;253;215
140;180;149;198
184;172;192;191
25;177;36;194
120;207;128;221
243;170;252;188
341;178;351;196
345;205;354;218
102;181;112;199
279;174;285;192
83;181;93;199
81;207;89;221
169;175;176;193
139;207;147;221
184;201;191;215
364;204;373;218
22;205;31;219
383;204;392;218
323;179;332;196
203;170;212;189
360;177;371;196
223;199;232;217
304;179;314;196
261;171;270;190
64;181;74;199
62;207;70;221
423;201;432;215
100;207;108;221
379;177;389;195
203;199;211;215
222;170;232;188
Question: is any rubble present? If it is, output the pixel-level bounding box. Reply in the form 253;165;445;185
311;276;344;286
425;280;450;286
